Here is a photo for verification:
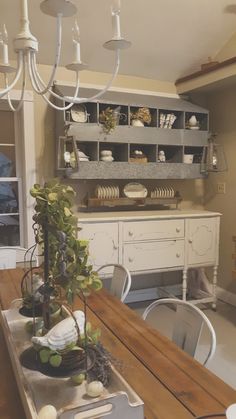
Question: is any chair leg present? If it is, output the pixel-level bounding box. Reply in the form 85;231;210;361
212;265;218;311
182;268;187;301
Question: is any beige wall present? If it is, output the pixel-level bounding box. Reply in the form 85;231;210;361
191;86;236;293
177;34;236;294
215;31;236;62
206;87;236;293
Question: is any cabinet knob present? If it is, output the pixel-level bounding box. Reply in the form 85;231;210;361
176;227;181;233
176;253;181;258
188;239;193;244
128;257;133;263
129;231;133;237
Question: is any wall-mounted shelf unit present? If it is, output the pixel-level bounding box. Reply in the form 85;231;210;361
55;85;209;180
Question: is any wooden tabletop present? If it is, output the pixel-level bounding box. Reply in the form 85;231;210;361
0;268;235;419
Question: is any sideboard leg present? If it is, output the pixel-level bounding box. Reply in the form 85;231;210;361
182;269;187;301
212;265;218;310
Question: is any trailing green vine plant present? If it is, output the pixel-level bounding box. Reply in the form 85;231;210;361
30;179;102;317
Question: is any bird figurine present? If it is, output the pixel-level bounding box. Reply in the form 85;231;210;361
158;150;166;162
31;310;85;351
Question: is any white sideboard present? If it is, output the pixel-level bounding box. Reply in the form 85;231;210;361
78;210;220;307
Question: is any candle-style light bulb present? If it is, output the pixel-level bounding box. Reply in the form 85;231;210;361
72;20;80;43
2;24;8;44
0;24;9;65
72;20;81;63
112;0;121;14
111;0;121;39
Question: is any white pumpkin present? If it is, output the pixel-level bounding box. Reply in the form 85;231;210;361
86;381;104;397
38;404;57;419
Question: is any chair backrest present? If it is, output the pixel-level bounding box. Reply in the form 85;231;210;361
142;298;216;366
0;247;16;269
0;246;38;269
96;263;132;302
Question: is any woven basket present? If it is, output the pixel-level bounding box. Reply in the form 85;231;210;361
129;157;148;164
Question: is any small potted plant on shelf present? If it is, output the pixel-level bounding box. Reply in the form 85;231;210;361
130;107;152;127
99;106;121;134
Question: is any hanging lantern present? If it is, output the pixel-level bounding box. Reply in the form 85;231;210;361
201;133;228;174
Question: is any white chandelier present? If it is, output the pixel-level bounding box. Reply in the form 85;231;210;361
0;0;131;112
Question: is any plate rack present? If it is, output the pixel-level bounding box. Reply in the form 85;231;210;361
85;196;182;210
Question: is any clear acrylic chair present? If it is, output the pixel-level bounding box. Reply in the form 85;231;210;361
142;298;216;366
96;263;132;302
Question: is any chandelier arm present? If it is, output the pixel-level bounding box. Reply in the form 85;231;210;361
27;13;63;97
5;56;26;112
29;53;81;111
32;48;120;105
63;49;121;104
29;38;119;108
30;52;77;107
37;89;78;111
0;51;24;99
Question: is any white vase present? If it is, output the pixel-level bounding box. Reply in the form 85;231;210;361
188;115;197;127
131;119;144;127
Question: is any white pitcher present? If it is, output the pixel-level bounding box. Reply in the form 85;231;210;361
188;115;197;127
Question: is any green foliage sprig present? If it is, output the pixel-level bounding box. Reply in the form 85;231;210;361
30;179;102;305
99;107;118;134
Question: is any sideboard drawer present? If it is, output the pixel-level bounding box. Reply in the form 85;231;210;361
123;219;185;242
123;240;184;271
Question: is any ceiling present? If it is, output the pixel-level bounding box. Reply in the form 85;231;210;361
1;0;236;83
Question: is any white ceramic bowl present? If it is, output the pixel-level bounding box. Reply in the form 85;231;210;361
100;156;114;162
183;154;194;164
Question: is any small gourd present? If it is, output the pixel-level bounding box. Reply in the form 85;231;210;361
86;380;104;397
37;404;57;419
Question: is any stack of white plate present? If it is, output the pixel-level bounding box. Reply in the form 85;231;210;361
150;187;175;198
95;185;119;199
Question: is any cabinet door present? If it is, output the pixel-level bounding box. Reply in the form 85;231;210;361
186;217;219;266
79;222;119;270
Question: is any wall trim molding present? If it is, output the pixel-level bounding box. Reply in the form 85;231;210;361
80;83;180;99
54;80;180;99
